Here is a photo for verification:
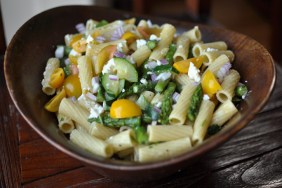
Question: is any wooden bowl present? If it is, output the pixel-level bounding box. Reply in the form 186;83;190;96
4;5;276;182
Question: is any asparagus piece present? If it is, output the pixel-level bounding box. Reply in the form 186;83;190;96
165;44;177;64
235;83;248;98
96;20;108;28
187;85;203;122
160;82;176;124
155;78;170;93
147;40;158;50
118;81;156;99
134;125;149;144
88;113;141;128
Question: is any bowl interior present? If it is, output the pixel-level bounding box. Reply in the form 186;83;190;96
4;5;276;180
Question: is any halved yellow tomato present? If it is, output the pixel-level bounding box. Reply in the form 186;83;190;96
72;38;87;53
110;99;142;118
173;56;206;73
44;89;66;112
63;75;82;98
121;31;139;45
49;68;65;88
201;70;222;97
95;45;117;74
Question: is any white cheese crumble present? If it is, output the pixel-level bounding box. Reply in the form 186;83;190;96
102;58;116;74
89;104;104;119
188;62;201;83
155;101;162;108
156;60;162;66
206;47;218;52
136;39;147;49
91;78;100;94
149;34;160;41
140;78;148;85
178;45;183;49
156;72;171;81
86;35;94;43
117;42;124;52
203;94;210;100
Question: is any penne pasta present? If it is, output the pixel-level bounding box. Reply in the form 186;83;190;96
135;137;192;162
148;125;193;142
216;69;240;103
169;83;198;125
41;58;60;95
70;129;113;158
211;100;238;126
149;24;176;60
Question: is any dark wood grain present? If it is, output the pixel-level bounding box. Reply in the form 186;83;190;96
0;57;21;187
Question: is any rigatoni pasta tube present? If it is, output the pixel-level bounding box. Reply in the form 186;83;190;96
174;74;195;86
211;100;238;126
148;125;193;142
173;34;190;62
183;26;201;43
135;137;192;162
216;69;240;103
58;98;91;132
192;99;215;143
149;24;176;60
41;58;60;95
70;129;113;158
89;122;118;140
56;113;75;134
192;41;228;57
77;56;93;93
202;50;235;66
169;83;197;125
107;129;136;152
204;54;230;75
131;45;151;67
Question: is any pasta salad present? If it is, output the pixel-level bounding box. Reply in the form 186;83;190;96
41;18;248;162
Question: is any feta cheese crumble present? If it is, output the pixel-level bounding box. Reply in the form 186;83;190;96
156;72;171;81
188;62;201;83
149;34;160;41
203;94;210;100
136;39;147;49
102;58;116;74
89;104;104;119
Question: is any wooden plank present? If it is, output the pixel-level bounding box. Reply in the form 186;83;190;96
193;147;282;187
20;139;82;183
17;120;41;144
0;57;21;187
23;167;105;188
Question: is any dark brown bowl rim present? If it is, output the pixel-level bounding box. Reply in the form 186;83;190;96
4;5;276;171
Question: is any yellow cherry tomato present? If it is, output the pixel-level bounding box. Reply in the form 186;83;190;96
44;89;66;112
201;70;222;97
121;31;139;45
68;54;80;65
95;45;117;74
72;38;87;53
110;99;142;118
49;68;65;88
68;33;83;47
173;56;206;73
63;75;82;98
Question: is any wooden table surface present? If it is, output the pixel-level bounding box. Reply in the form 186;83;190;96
1;53;282;187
